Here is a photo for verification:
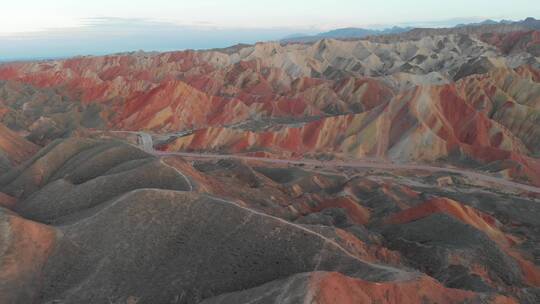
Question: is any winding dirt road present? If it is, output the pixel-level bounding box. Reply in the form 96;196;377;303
112;131;540;194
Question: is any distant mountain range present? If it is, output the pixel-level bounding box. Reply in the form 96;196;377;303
283;17;540;43
454;19;514;28
281;26;412;42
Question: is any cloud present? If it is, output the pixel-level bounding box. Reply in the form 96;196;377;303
0;17;300;60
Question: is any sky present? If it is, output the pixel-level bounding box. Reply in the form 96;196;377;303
1;0;539;60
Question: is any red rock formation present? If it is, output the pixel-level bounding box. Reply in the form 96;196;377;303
481;31;540;55
0;123;39;166
0;31;538;188
334;229;401;265
386;197;540;288
312;196;370;225
386;198;507;242
0;192;16;208
162;78;540;185
309;272;516;304
0;210;57;303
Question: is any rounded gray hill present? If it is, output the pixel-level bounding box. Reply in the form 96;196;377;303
37;190;413;304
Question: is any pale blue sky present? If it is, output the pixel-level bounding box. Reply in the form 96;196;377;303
0;0;538;60
2;0;539;33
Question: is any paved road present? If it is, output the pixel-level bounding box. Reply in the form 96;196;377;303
138;132;154;153
110;131;540;194
160;151;540;194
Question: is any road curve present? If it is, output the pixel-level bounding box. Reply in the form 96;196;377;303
110;131;540;194
159;151;540;194
138;132;154;153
